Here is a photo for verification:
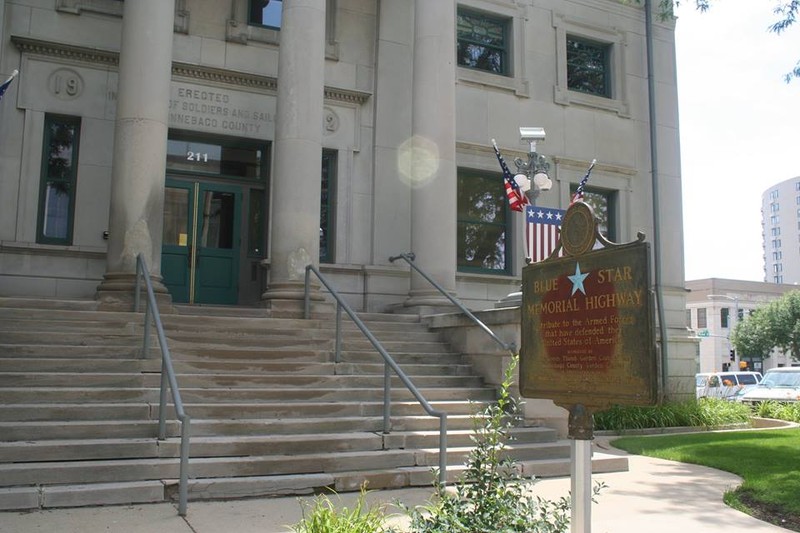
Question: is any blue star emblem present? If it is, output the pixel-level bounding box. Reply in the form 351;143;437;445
568;263;589;296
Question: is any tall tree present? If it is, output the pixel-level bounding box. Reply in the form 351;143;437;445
732;290;800;361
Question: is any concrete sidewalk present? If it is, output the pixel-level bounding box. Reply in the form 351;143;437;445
0;442;790;533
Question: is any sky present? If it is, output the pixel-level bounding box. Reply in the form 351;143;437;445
674;0;800;282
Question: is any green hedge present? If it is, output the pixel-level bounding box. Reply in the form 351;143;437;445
594;398;751;432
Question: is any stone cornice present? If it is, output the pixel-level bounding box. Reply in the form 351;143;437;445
11;35;371;105
455;141;637;177
12;35;118;68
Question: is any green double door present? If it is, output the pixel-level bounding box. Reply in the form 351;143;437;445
161;179;241;305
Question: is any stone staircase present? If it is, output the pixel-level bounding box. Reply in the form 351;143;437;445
0;297;627;511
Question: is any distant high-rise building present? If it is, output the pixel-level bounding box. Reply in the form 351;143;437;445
763;177;800;283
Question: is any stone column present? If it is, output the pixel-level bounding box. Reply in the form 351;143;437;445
96;0;175;308
406;0;458;309
262;0;327;309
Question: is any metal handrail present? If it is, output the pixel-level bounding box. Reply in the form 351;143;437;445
389;252;517;355
134;254;191;516
303;264;448;485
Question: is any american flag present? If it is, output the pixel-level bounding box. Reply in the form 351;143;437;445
491;139;528;212
0;70;18;102
526;205;565;263
570;159;596;204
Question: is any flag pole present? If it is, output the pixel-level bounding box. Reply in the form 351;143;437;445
2;70;19;86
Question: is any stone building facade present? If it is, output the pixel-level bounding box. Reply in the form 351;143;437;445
0;0;696;397
687;278;800;374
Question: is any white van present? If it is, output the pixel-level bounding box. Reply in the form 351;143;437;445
740;367;800;404
695;372;763;401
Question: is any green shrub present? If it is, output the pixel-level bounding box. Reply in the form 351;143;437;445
594;398;750;432
289;486;394;533
754;400;800;423
402;356;598;533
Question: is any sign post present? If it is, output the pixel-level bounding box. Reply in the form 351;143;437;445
520;201;659;533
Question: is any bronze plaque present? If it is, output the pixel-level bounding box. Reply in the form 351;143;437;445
520;241;657;411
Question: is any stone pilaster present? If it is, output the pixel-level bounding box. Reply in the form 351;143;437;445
262;0;327;310
405;0;458;310
96;0;175;310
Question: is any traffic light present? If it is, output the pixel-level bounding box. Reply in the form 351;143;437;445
729;349;735;361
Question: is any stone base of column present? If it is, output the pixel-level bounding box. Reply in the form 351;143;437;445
96;272;174;312
261;281;332;318
494;290;523;309
396;289;458;316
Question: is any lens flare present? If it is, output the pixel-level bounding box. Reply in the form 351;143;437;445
397;135;440;188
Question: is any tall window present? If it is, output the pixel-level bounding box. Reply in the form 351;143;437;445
37;115;81;244
249;0;282;29
456;8;510;76
566;36;611;97
320;149;336;263
697;307;707;329
571;186;617;242
721;308;730;328
457;169;510;273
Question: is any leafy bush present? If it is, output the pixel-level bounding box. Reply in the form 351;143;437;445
594;398;750;432
754;400;800;423
402;356;593;533
289;486;395;533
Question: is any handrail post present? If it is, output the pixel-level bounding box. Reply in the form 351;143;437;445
304;266;311;319
158;357;169;440
383;362;391;433
335;303;342;364
439;414;447;485
178;416;191;516
142;303;152;359
135;256;141;313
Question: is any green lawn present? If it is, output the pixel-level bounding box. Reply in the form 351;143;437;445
612;429;800;528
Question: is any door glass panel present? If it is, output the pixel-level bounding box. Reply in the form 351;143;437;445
199;191;235;249
248;189;265;256
163;187;189;246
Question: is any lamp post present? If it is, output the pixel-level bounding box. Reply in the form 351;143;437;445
495;127;551;308
707;294;740;371
515;127;552;265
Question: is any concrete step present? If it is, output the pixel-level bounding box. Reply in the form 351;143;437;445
0;372;483;389
0;386;496;404
0;307;135;321
0;433;386;463
0;403;154;422
0;443;626;493
0;319;140;334
0;449;423;487
0;358;157;373
0;420;161;441
0;344;145;358
0;400;488;424
1;428;554;464
187;415;478;436
0;297;100;311
0;414;478;441
0;449;629;511
173;304;272;318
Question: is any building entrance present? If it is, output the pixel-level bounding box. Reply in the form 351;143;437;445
162;178;242;305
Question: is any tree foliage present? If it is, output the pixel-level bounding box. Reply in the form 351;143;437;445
732;290;800;361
